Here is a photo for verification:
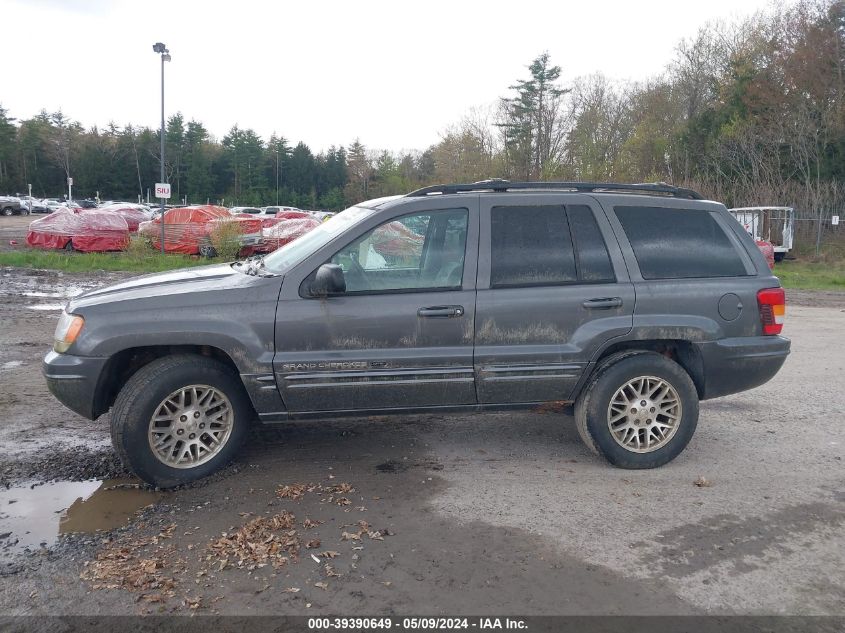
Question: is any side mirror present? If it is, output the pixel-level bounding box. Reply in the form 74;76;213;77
311;263;346;297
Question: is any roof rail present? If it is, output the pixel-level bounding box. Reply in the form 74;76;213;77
405;180;704;200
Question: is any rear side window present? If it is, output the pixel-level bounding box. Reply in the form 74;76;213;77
491;206;577;286
615;206;748;279
568;205;615;282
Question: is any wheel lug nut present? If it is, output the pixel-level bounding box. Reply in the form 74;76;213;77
176;429;184;435
180;415;187;422
631;408;637;413
194;412;200;418
199;423;205;429
189;433;196;439
640;400;647;406
650;407;655;413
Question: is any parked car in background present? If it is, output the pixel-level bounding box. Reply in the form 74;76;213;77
138;205;263;257
31;199;50;213
262;205;302;216
45;200;65;213
255;215;321;253
26;207;130;252
97;203;154;232
229;206;262;216
76;199;99;209
730;207;794;262
1;196;28;216
16;195;47;213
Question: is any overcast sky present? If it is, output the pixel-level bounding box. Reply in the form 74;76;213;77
2;0;774;153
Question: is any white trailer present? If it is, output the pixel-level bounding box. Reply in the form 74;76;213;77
729;206;795;262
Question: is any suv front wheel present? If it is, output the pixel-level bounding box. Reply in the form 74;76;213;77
575;353;699;469
110;354;251;487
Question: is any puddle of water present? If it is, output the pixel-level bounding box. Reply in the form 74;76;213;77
26;304;65;311
0;479;162;552
0;274;97;299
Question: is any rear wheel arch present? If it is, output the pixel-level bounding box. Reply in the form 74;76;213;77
585;339;705;399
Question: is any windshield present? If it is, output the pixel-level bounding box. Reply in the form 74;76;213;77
262;205;376;274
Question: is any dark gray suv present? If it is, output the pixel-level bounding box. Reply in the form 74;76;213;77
43;181;790;487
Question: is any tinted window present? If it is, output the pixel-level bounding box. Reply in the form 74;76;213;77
491;206;576;287
568;205;615;282
615;206;747;279
331;209;468;293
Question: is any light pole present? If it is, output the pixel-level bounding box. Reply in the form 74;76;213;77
153;42;171;254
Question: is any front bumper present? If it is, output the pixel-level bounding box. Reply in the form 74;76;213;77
695;335;790;400
43;351;109;420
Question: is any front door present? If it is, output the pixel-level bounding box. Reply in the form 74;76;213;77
274;202;479;413
474;193;634;404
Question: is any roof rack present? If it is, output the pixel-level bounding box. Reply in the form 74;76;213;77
406;179;704;200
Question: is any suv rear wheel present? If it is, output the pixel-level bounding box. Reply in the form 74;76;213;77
110;354;251;487
574;353;698;468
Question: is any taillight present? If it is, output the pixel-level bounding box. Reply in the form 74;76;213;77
757;287;785;335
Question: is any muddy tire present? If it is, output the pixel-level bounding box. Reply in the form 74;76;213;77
574;352;698;469
110;354;251;488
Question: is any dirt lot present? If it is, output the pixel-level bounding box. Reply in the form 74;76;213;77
0;214;37;250
0;265;843;617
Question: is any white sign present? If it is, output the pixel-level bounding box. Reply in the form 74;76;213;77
67;177;73;186
155;183;171;199
833;215;840;226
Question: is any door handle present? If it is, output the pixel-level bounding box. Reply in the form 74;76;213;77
418;305;464;318
582;297;623;310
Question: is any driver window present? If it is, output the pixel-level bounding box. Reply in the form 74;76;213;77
330;208;468;293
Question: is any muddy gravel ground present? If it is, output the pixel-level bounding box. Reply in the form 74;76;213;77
0;265;843;619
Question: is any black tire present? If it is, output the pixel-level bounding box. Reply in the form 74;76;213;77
1;208;13;216
199;243;217;258
773;252;785;263
574;352;698;469
110;354;252;488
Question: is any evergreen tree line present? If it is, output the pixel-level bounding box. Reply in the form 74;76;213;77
0;0;842;221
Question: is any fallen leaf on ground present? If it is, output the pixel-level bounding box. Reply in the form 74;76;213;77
326;483;355;494
320;550;340;559
206;511;297;570
694;476;712;487
314;582;328;590
283;587;301;593
276;484;309;500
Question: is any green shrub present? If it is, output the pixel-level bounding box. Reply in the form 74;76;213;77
208;220;244;260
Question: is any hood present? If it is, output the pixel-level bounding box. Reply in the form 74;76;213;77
68;263;280;312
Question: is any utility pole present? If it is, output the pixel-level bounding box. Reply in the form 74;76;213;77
153;42;171;253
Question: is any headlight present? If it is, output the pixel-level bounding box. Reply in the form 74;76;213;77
54;311;84;353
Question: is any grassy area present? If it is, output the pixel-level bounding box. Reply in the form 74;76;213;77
776;260;845;291
0;249;211;273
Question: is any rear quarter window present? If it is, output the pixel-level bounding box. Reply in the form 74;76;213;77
614;206;748;279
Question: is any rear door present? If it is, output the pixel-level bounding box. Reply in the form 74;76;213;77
474;193;634;404
274;198;479;413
